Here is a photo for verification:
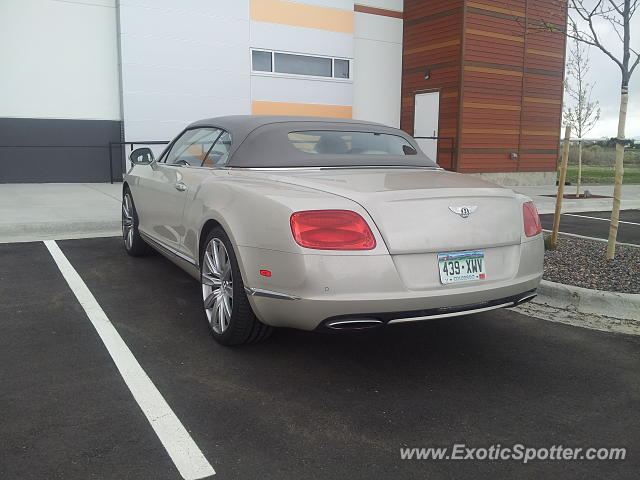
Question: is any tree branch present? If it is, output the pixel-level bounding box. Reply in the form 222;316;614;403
630;52;640;75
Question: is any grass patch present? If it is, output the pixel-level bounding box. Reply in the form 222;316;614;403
564;165;640;184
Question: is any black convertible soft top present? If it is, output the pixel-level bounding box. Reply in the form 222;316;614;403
187;115;438;168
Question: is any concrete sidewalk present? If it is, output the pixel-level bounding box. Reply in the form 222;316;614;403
1;181;639;243
0;183;122;243
515;184;640;215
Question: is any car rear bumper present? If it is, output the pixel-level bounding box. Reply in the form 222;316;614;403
238;237;543;331
246;273;541;330
316;289;537;331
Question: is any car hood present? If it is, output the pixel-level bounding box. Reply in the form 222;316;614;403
267;168;524;254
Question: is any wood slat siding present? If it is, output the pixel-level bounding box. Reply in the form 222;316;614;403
354;5;403;19
401;0;464;169
459;0;567;172
401;0;567;173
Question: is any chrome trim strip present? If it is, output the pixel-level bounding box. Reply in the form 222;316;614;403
236;167;323;171
319;166;439;171
326;319;384;328
139;231;198;267
387;301;514;324
235;166;441;171
244;287;300;300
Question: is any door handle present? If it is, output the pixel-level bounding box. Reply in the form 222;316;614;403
175;182;187;192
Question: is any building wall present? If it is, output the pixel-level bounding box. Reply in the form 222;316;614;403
401;0;566;175
249;0;404;128
1;0;566;183
249;0;355;118
0;0;121;182
118;0;251;142
459;0;567;173
0;118;122;183
400;0;464;169
520;0;567;174
353;1;404;127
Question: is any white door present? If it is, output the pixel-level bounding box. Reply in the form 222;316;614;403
414;91;440;161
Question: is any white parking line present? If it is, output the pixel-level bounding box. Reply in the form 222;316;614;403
564;213;640;226
44;240;215;480
541;229;640;247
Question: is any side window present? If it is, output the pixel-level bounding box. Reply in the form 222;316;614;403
202;131;232;167
164;128;221;166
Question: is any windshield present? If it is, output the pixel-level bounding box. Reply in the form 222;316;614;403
288;131;418;156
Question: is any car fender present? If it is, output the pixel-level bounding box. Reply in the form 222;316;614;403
182;172;388;282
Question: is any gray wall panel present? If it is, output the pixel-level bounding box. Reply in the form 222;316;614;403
0;118;123;183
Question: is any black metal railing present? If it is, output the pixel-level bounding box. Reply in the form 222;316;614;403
108;141;170;183
413;136;455;167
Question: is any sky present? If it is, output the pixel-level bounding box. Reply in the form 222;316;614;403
564;5;640;139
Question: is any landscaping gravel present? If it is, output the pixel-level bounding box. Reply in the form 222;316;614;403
543;235;640;294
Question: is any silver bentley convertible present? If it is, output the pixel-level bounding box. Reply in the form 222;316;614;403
123;116;543;345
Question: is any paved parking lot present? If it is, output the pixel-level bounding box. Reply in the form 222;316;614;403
2;237;639;479
539;209;640;246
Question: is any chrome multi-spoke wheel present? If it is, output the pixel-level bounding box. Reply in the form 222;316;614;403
121;189;151;256
122;193;134;250
202;238;233;334
200;226;273;345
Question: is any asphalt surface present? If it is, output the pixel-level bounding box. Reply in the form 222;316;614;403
539;209;640;245
2;237;640;479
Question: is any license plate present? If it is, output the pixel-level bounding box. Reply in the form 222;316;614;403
438;250;486;284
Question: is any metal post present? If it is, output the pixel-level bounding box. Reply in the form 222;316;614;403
108;142;114;184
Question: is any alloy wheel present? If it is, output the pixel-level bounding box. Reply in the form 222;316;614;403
202;238;233;333
122;194;134;250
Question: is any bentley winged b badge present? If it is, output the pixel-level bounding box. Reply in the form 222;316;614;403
448;205;478;218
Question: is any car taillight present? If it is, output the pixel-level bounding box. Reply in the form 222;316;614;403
290;210;376;250
523;201;542;237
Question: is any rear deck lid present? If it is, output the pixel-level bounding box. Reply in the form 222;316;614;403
270;169;523;254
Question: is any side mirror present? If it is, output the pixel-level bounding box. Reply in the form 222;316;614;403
130;147;154;165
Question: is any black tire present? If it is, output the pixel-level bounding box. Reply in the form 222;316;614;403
200;226;273;346
122;188;152;257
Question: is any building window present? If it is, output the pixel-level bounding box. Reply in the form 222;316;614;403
251;50;272;72
251;49;351;80
333;59;349;79
275;52;332;77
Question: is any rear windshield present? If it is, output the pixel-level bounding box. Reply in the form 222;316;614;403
288;131;418;156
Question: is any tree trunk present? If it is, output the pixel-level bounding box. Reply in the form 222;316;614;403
576;140;582;197
551;125;572;247
606;86;628;259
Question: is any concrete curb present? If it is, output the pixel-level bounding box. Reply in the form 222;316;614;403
513;280;640;336
0;221;121;244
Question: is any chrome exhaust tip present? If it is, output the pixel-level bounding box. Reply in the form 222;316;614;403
325;318;384;330
514;293;537;306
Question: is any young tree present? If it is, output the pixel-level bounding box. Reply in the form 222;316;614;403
563;34;601;197
540;0;639;259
